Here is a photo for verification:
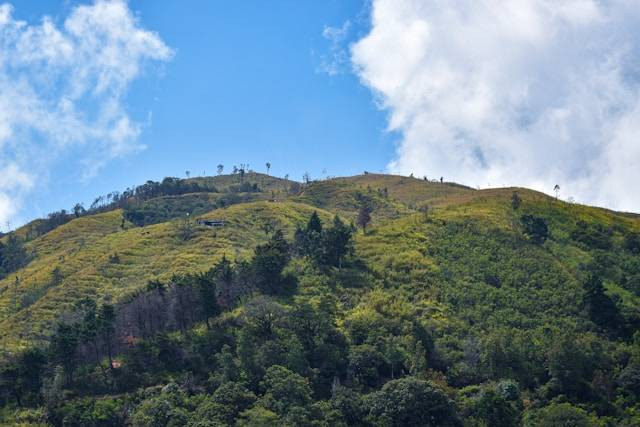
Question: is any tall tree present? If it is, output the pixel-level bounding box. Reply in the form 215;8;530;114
251;230;292;295
49;323;79;385
307;211;322;234
321;216;354;268
211;256;236;309
266;162;271;175
582;272;621;332
98;303;116;370
197;272;220;328
217;164;224;175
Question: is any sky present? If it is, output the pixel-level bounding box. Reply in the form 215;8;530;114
1;0;640;228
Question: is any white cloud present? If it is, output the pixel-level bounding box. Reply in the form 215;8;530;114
352;0;640;212
318;21;351;76
0;0;172;226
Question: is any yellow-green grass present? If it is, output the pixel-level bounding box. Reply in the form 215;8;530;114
186;172;294;195
327;173;473;206
355;187;640;332
295;181;411;225
2;173;639;351
0;201;333;350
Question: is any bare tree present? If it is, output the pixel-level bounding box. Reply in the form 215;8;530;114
357;203;372;233
176;215;195;241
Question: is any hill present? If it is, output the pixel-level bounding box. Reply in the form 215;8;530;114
0;172;639;426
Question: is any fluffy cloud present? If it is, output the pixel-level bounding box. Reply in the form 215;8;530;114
352;0;640;212
0;0;172;227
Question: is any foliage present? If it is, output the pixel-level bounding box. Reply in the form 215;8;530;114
0;234;31;279
366;377;460;426
523;403;599;427
520;214;549;244
0;173;638;426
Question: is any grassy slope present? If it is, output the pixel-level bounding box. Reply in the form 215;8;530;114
356;187;640;332
0;201;333;350
1;173;638;352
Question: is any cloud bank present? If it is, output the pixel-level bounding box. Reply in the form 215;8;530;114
0;0;172;226
352;0;640;212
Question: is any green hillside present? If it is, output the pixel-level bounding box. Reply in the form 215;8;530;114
1;173;639;426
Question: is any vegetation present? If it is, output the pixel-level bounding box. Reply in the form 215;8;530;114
0;172;639;425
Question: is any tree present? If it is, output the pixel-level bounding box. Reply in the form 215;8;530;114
307;211;322;234
197;272;220;328
471;387;520;427
175;216;195;241
303;172;311;184
185;170;191;178
520;214;549;244
98;303;116;370
523;403;598;427
251;230;293;295
0;234;30;278
266;162;271;175
554;184;560;200
582;272;621;332
294;211;324;260
357;203;372;233
511;192;521;210
75;298;110;382
0;347;47;407
348;344;385;390
210;256;236;309
320;216;354;268
49;323;79;385
194;382;256;425
130;384;189;427
367;377;461;427
217;164;224;175
73;203;86;218
259;365;312;416
330;384;366;425
624;232;640;254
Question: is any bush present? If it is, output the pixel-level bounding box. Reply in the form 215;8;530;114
523;403;598;427
366;377;460;427
520;215;549;244
571;220;612;249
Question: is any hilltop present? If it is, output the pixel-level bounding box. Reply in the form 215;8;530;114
1;172;639;426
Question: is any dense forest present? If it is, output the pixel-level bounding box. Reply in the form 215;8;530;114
0;172;638;426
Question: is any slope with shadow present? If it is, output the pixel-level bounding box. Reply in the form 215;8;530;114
0;200;334;350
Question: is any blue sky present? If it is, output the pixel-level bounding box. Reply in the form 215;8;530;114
3;0;394;227
2;0;640;228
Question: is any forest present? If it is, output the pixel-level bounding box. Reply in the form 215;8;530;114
0;172;638;426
